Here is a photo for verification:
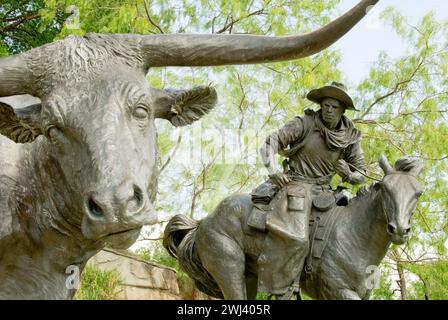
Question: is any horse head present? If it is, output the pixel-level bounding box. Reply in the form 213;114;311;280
377;155;424;245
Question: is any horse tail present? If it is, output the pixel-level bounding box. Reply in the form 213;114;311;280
163;214;223;299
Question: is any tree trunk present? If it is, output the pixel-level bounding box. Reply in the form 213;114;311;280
397;263;408;300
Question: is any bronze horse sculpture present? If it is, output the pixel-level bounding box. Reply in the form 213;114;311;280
164;155;424;300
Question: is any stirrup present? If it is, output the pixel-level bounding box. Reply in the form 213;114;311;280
279;282;300;300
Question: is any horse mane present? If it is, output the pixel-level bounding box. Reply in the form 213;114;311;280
356;183;378;198
394;156;423;173
348;183;379;206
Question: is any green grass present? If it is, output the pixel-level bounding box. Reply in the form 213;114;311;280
135;245;178;269
74;266;122;300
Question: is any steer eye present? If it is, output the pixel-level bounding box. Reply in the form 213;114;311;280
45;126;65;146
133;105;150;120
45;126;59;139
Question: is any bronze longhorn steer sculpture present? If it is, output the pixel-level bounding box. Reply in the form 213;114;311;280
0;0;378;299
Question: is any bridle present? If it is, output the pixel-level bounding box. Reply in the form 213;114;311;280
379;190;391;227
378;171;419;232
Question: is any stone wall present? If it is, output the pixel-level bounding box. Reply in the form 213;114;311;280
88;249;213;300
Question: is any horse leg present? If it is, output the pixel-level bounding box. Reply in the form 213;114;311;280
245;274;258;300
336;289;361;300
198;233;247;300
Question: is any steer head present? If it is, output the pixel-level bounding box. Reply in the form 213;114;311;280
0;0;378;248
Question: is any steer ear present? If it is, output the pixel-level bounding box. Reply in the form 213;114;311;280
154;86;217;127
0;102;42;143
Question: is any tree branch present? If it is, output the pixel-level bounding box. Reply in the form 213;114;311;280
189;149;222;217
1;12;40;32
143;0;164;34
159;133;183;175
355;58;425;120
215;8;266;34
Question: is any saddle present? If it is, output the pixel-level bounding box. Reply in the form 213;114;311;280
247;180;348;296
247;181;345;277
248;180;346;231
247;194;342;257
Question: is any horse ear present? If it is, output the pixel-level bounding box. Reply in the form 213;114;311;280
0;101;42;143
153;86;217;127
379;154;393;175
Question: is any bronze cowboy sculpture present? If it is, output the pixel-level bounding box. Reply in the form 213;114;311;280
252;81;366;298
164;83;424;300
162;0;423;300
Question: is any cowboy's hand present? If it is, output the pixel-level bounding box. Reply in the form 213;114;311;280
335;159;351;179
269;171;291;188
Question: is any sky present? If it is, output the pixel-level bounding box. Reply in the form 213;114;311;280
332;0;448;85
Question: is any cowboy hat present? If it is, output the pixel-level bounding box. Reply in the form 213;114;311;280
306;81;357;111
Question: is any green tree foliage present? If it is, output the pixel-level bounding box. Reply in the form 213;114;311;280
354;8;448;299
1;0;447;299
406;260;448;300
0;0;68;55
370;268;396;300
136;242;178;269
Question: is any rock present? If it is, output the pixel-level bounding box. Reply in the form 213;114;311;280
88;249;180;300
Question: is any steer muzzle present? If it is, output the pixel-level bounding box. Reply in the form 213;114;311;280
81;179;156;246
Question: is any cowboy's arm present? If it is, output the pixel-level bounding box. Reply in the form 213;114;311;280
337;141;366;185
260;117;304;176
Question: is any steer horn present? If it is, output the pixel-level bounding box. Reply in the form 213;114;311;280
0;0;378;97
0;54;34;97
114;0;379;67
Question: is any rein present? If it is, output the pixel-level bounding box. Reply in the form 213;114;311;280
347;163;382;182
379;194;391;226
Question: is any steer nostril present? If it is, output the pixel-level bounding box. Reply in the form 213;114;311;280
133;185;143;206
87;197;104;217
387;224;396;234
126;185;144;213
